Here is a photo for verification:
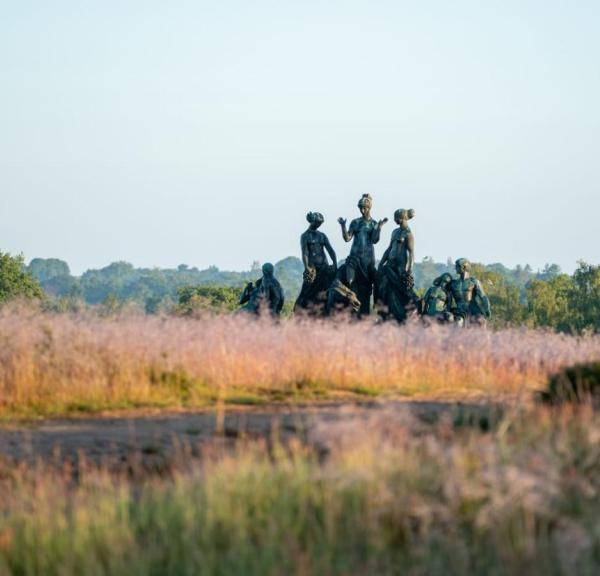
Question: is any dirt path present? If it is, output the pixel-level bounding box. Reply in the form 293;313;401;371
0;400;501;468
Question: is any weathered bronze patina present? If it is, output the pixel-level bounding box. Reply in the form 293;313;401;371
294;212;337;316
375;208;418;323
449;258;491;326
337;194;387;315
239;263;285;316
421;272;454;323
326;264;362;315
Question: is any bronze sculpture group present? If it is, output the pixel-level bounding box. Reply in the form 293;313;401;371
239;194;491;326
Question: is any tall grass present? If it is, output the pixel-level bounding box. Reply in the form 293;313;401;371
1;406;600;575
1;306;600;417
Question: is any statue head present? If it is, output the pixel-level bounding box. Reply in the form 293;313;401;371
262;263;274;277
306;212;324;230
433;272;452;287
455;258;471;276
394;208;415;227
357;194;373;217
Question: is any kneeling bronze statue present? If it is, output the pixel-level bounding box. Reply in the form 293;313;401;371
421;273;454;324
239;263;285;316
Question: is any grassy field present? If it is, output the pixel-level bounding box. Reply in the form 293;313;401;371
1;404;600;575
1;306;599;419
1;307;600;574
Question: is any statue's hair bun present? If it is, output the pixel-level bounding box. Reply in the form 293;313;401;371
358;194;373;208
394;208;415;220
306;212;324;224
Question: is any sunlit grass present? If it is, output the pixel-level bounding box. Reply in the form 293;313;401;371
1;306;600;418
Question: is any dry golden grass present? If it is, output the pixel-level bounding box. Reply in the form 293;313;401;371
1;305;599;417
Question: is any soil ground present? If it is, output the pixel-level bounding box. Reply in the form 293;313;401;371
0;400;502;471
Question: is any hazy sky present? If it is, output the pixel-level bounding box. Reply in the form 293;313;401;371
1;0;599;274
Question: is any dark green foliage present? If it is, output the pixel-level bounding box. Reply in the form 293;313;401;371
22;254;600;333
470;264;525;327
571;262;600;333
543;363;600;404
0;251;44;303
177;285;241;315
27;258;70;282
525;275;574;332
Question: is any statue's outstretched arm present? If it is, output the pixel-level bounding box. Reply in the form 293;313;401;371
371;218;388;244
240;283;253;305
338;217;353;242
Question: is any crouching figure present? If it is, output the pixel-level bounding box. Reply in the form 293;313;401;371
421;273;455;324
239;263;285;316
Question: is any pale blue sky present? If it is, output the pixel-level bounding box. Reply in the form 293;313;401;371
1;0;599;274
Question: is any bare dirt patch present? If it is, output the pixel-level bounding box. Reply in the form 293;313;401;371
0;400;501;471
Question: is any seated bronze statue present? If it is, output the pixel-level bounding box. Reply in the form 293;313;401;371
294;212;337;316
326;264;361;315
239;263;285;316
449;258;491;326
421;272;454;323
375;208;419;323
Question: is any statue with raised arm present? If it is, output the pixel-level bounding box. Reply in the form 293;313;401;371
294;212;337;316
375;208;419;323
449;258;491;326
421;272;454;324
239;262;285;316
337;194;387;316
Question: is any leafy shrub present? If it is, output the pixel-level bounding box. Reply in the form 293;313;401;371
0;251;44;304
542;362;600;403
177;285;241;315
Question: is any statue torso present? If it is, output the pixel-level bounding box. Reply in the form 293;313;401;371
349;218;377;261
304;230;327;268
388;227;411;269
450;277;478;311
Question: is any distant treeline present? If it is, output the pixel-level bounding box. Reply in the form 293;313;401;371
22;256;600;333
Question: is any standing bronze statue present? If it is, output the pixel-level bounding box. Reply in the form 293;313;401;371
337;194;388;315
239;262;285;316
449;258;491;326
375;209;419;323
294;212;337;316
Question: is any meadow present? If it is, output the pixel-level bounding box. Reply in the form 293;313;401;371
1;306;599;418
2;404;600;574
2;306;600;574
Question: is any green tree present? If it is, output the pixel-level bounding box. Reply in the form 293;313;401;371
27;258;70;282
525;275;574;332
470;264;525;327
571;262;600;333
177;285;242;315
0;252;44;303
